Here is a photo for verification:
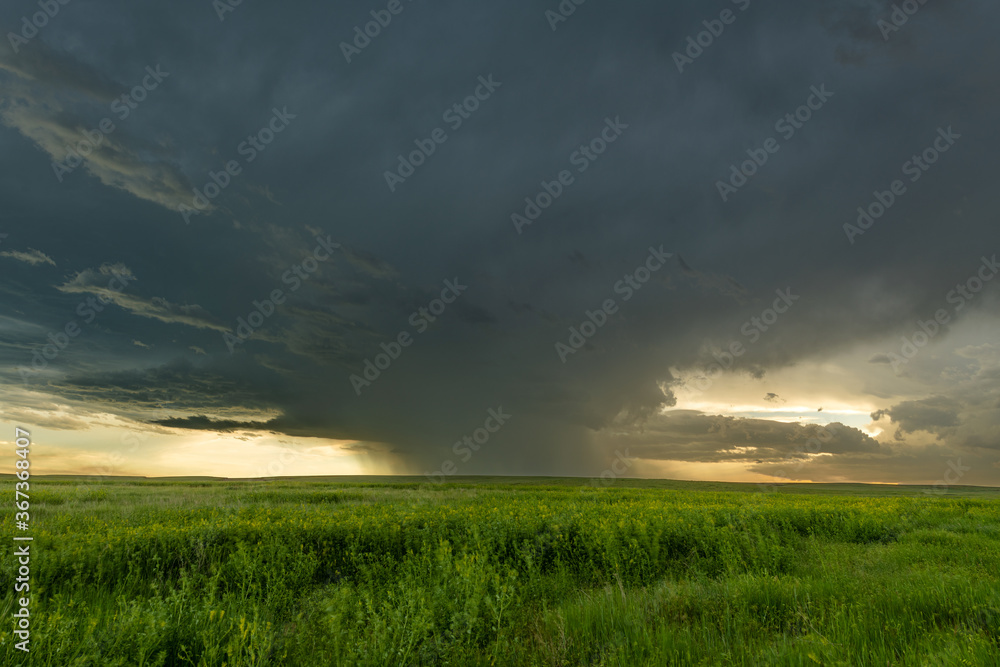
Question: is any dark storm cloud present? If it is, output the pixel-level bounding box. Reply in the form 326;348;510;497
340;247;397;280
46;358;278;413
871;344;1000;458
149;415;275;433
876;396;962;437
0;36;193;211
0;36;120;101
609;411;881;464
0;0;997;480
674;254;748;303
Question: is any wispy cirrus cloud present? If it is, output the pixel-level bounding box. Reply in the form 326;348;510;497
0;40;194;213
0;247;55;266
55;263;228;332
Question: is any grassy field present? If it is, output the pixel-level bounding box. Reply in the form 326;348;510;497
2;476;998;666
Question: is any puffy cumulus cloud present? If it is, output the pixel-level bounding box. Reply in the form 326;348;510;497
0;247;55;266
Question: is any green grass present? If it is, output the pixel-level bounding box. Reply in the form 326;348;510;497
1;477;998;665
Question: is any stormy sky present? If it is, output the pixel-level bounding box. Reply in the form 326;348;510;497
1;0;998;485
